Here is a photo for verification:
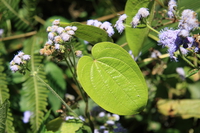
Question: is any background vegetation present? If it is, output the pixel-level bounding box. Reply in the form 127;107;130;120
1;0;200;132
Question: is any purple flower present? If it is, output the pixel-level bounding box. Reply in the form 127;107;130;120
158;28;180;59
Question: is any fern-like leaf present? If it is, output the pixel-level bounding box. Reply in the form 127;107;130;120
20;33;49;132
0;57;15;133
0;0;33;31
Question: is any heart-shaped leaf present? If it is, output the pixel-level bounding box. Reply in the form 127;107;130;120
77;42;148;115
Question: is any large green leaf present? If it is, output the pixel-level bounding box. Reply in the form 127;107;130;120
125;0;155;57
77;42;148;115
60;22;113;45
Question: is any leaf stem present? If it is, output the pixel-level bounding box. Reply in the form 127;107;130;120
33;72;79;118
178;48;196;68
147;23;160;34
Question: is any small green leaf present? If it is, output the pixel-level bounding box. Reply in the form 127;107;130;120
46;117;64;132
77;42;148;115
60;120;83;133
60;22;113;44
125;0;155;57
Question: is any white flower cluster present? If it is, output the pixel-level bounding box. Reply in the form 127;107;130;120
87;20;114;37
131;7;149;28
179;9;199;32
46;19;77;50
10;51;31;73
65;115;85;121
167;0;177;18
114;14;127;34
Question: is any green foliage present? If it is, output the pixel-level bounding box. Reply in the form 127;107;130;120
0;0;36;31
0;99;8;133
45;62;66;113
157;99;200;119
19;34;49;132
0;58;15;133
125;0;155;57
77;42;148;115
60;22;113;44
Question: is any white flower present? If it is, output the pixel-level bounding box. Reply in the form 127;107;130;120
106;120;115;125
54;36;62;43
98;112;106;117
114;21;125;34
100;21;112;30
79;116;85;121
46;26;52;32
52;19;60;25
67;30;75;35
46;39;53;45
51;25;59;32
55;44;60;49
176;67;185;79
75;50;83;57
87;20;95;25
93;20;102;27
106;27;115;37
65;26;71;31
131;14;140;28
23;55;31;60
65;116;75;121
17;51;24;57
112;114;120;121
65;93;75;100
57;27;65;34
167;0;177;18
0;29;4;37
61;33;71;42
118;14;127;21
10;65;19;72
48;32;55;40
138;7;149;18
178;29;189;37
71;26;77;31
23;111;32;123
179;9;199;31
13;56;22;64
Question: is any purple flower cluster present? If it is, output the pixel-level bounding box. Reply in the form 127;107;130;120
158;27;196;61
10;51;31;73
158;8;199;61
87;20;114;37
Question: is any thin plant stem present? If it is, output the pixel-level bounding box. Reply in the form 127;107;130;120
179;48;196;68
33;72;79;118
147;23;160;34
64;46;94;132
63;55;85;99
